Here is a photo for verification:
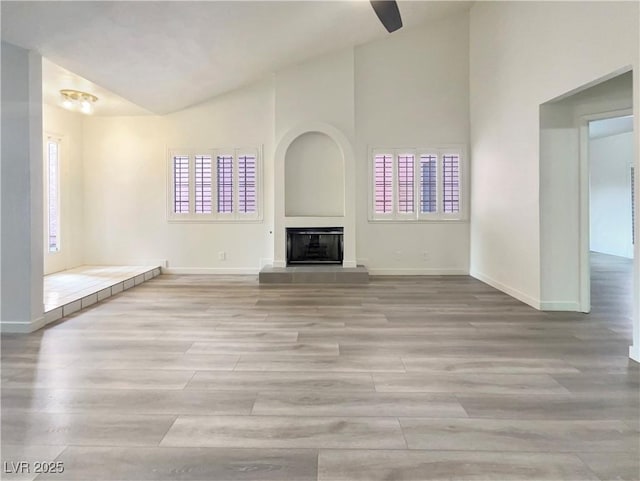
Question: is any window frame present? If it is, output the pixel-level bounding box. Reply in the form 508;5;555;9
369;145;467;222
45;134;62;252
167;146;262;223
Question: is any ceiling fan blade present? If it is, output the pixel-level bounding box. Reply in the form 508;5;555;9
370;0;403;33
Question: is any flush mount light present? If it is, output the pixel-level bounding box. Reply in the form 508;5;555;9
59;89;98;114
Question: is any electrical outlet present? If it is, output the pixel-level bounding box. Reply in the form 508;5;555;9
218;251;226;261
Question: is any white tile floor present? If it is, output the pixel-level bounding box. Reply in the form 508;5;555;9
44;265;161;322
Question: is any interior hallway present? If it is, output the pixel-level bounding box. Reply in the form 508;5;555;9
1;256;638;480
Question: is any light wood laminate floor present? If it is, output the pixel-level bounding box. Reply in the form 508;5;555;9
1;253;638;480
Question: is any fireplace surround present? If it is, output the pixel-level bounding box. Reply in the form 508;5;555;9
286;227;344;265
272;122;356;268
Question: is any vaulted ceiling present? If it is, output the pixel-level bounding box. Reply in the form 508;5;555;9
1;1;471;114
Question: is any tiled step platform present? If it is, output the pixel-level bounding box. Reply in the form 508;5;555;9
259;265;369;284
44;265;162;325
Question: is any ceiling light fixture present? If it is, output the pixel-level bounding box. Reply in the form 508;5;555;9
59;89;98;114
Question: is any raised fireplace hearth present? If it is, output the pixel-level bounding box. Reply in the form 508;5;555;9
286;227;343;265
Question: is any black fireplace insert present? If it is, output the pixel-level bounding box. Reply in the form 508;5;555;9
286;227;344;265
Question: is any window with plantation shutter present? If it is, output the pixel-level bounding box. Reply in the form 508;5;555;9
374;154;393;215
173;155;190;214
238;154;257;214
168;148;261;222
442;153;460;213
397;154;415;214
216;155;234;214
370;147;464;221
420;154;437;214
195;155;212;214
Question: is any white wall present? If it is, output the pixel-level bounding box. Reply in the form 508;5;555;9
539;100;580;309
82;11;472;276
470;1;639;308
43;104;85;273
275;48;355;141
82;79;274;272
355;11;470;274
590;131;634;258
470;1;640;360
1;42;44;332
165;78;275;271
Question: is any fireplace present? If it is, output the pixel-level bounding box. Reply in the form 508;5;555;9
286;227;344;265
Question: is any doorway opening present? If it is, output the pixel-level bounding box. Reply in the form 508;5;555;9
588;115;634;321
539;69;637;360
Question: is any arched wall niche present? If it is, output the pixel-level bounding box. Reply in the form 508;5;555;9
284;131;344;217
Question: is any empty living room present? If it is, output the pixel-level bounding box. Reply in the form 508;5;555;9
1;1;638;480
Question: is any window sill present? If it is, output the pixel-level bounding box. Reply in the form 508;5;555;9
168;218;263;224
367;218;469;224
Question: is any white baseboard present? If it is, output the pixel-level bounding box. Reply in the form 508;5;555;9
470;270;541;310
539;300;581;311
260;258;274;269
1;316;45;333
163;267;259;275
125;259;167;267
368;268;468;276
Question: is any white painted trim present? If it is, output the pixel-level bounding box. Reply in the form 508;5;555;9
539;301;582;311
578;120;592;313
163;267;259;275
1;316;46;333
370;268;468;276
471;270;541;310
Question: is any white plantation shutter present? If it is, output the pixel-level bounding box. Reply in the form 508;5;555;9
238;154;257;214
173;155;190;213
217;155;234;213
374;154;393;214
397;154;415;214
168;147;261;221
371;147;464;221
442;153;460;213
420;154;437;213
195;155;212;214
